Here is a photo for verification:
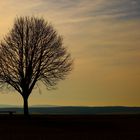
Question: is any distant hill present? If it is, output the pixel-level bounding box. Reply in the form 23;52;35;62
0;106;140;114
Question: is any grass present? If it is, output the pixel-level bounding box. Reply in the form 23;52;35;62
0;114;139;140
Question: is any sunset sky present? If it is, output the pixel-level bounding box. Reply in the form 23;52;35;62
0;0;140;107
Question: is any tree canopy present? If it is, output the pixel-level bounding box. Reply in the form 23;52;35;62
0;16;73;115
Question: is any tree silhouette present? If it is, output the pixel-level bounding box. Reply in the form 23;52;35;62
0;16;72;116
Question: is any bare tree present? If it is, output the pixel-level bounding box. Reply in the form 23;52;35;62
0;16;72;116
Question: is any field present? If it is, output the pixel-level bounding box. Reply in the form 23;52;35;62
0;114;139;140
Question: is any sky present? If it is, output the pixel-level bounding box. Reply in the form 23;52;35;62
0;0;140;107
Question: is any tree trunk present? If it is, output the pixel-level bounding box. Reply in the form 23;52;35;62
23;97;29;116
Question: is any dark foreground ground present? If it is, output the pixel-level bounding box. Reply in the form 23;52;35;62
0;114;139;140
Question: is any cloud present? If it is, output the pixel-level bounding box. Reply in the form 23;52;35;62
37;0;140;22
0;0;140;106
0;0;140;70
87;0;140;20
